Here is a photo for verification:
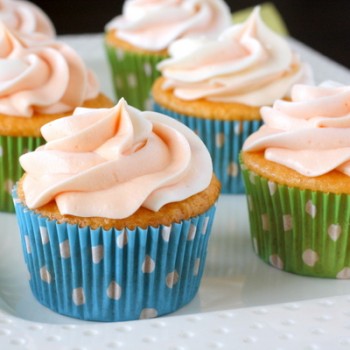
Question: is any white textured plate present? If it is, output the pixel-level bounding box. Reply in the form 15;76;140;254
1;34;350;349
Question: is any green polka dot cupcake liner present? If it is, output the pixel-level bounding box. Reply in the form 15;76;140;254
12;187;217;322
0;135;44;213
241;163;350;279
104;41;166;110
153;102;262;194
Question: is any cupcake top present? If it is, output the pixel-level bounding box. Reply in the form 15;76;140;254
19;98;213;219
243;81;350;177
0;0;55;38
0;23;99;117
157;7;312;106
105;0;232;52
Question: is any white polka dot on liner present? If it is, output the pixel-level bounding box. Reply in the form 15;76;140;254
215;133;225;148
142;255;155;273
166;270;179;288
193;258;200;276
337;267;350;279
328;224;342;241
143;62;152;77
116;230;128;248
59;240;70;259
202;217;210;234
305;200;317;218
127;73;137;88
249;171;257;184
227;162;239;177
269;255;284;270
268;181;277;196
92;245;104;264
234;122;243;135
39;226;49;245
72;287;85;305
187;224;197;240
40;266;52;283
283;214;293;231
107;281;122;300
24;235;31;254
302;249;319;267
140;308;158;319
161;225;172;242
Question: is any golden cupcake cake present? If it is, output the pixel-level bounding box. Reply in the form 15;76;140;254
13;98;220;321
152;7;312;193
104;0;232;109
241;81;350;278
0;24;113;212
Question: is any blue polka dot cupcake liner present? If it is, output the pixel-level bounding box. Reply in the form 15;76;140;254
0;135;44;212
241;164;350;279
105;41;166;110
153;102;262;194
12;187;217;322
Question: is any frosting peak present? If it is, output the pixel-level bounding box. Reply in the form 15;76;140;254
158;7;312;105
243;81;350;177
0;24;99;117
20;99;213;218
0;0;55;38
106;0;232;51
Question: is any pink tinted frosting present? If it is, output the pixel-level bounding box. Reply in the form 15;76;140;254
105;0;232;51
19;99;213;219
158;7;312;106
0;24;99;117
0;0;55;38
243;81;350;177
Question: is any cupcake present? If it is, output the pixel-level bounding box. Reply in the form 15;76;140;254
241;81;350;278
104;0;232;110
152;7;312;194
0;0;55;39
13;98;221;321
0;24;113;212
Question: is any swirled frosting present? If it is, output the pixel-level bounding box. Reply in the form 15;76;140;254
19;98;213;218
0;23;99;117
158;7;312;106
105;0;232;52
0;0;55;38
243;81;350;177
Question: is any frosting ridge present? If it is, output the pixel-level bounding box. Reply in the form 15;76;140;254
243;81;350;177
106;0;232;51
0;0;55;38
158;7;312;106
0;23;99;117
20;99;213;218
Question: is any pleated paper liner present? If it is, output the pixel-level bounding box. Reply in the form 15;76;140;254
105;42;165;110
13;187;217;322
0;135;44;212
241;163;350;279
153;102;262;194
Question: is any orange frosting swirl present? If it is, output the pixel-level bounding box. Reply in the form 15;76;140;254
0;0;55;38
0;24;99;117
20;99;213;219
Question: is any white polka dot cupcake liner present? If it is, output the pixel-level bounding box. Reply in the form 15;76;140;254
105;42;165;110
12;187;217;322
0;135;44;212
241;165;350;279
153;102;262;194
